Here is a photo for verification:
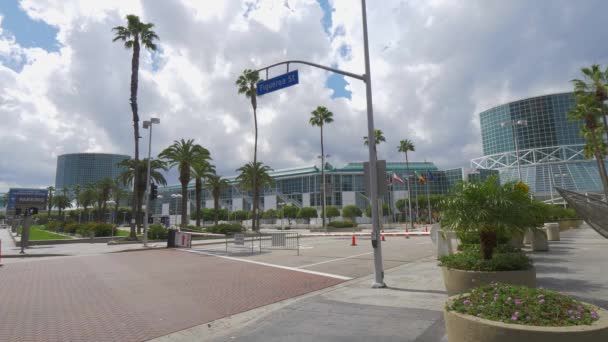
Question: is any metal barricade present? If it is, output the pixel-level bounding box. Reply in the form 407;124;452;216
192;232;300;256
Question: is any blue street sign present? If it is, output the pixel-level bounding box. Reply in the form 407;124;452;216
257;70;299;96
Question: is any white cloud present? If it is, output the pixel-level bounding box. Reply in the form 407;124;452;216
1;0;608;192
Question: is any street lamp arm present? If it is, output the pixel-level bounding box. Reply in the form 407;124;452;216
256;60;365;82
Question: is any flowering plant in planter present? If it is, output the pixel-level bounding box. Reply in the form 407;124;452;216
448;283;600;326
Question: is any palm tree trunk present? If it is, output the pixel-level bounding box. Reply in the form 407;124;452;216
181;183;188;228
129;36;141;240
405;152;414;229
591;132;608;200
214;196;219;225
195;179;202;227
252;106;258;231
320;124;326;231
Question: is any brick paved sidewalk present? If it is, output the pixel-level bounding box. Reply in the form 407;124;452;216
0;249;343;342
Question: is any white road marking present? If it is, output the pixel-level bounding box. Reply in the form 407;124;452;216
180;248;352;281
296;252;373;269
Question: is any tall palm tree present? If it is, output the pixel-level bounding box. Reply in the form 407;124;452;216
363;129;386;147
568;97;608;199
572;64;608;135
310;106;334;231
398;139;416;229
191;160;215;227
236;69;261;230
47;186;55;218
71;184;81;209
79;185;97;222
94;177;115;222
117;158;168;236
53;195;71;220
159;139;210;227
112;14;159;236
111;180;127;225
207;173;230;225
236;162;274;230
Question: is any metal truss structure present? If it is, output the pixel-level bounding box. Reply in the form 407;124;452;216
471;144;587;170
557;188;608;238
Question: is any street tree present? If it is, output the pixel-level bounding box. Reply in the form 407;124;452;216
309;105;334;230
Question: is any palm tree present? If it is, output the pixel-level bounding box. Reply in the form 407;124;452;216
236;69;261;230
572;64;608;135
207;174;230;225
111;180;128;225
236;162;274;230
94;177;115;222
363;129;386;147
72;184;81;209
398;139;416;229
568;97;608;199
310;106;334;231
47;186;55;218
79;185;97;222
117;158;168;236
53;195;71;220
191;160;215;227
112;14;159;236
159;139;210;227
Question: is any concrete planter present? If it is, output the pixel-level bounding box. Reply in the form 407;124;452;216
558;219;583;230
545;223;560;241
531;229;549;252
441;266;536;296
444;296;608;342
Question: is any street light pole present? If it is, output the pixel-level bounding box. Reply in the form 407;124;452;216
143;118;160;247
361;0;385;288
501;120;528;183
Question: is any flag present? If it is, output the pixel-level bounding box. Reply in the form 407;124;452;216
426;170;435;181
416;171;427;184
392;173;405;184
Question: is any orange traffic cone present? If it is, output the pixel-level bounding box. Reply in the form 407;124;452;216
405;227;410;239
381;230;386;241
351;234;357;246
424;226;428;232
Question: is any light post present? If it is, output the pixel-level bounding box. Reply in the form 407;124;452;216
554;173;568;208
143;117;160;247
317;154;330;232
500;119;528;183
171;194;182;228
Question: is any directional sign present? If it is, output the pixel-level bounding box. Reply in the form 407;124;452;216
257;70;299;96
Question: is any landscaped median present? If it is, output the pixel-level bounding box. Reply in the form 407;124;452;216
444;283;608;341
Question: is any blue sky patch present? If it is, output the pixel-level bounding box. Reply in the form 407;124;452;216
0;1;59;52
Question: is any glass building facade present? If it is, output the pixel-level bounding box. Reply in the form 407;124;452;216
55;153;130;193
472;92;608;200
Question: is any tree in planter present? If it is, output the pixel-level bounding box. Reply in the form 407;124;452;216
326;205;340;222
441;175;530;260
342;205;362;223
297;207;318;227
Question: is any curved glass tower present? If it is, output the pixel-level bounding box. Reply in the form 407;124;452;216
471;92;608;200
55;153;130;192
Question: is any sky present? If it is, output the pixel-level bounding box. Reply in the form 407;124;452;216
1;0;608;192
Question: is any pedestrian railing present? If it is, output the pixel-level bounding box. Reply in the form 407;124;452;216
556;188;608;238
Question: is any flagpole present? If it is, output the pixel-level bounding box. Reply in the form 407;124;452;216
426;171;432;224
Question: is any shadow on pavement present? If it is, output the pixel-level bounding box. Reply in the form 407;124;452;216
537;276;606;293
387;287;448;295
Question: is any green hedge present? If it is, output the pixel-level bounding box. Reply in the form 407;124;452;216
44;222;115;237
439;249;533;272
148;224;168;240
327;220;357;228
205;223;244;235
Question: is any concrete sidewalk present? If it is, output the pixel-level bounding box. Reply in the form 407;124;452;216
156;225;608;342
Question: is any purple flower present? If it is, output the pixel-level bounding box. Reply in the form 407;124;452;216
591;311;599;319
515;300;522;306
539;299;545;304
568;310;574;314
537;294;544;299
463;300;472;306
511;316;518;321
514;311;520;316
570;316;576;319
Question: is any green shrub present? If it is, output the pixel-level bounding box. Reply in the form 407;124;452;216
297;207;318;223
205;223;244;235
448;283;600;326
342;205;362;222
64;222;81;234
439;249;532;272
327;220;356;228
74;223;115;237
148;224;168;240
325;206;340;221
46;221;63;232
